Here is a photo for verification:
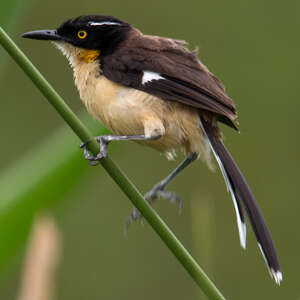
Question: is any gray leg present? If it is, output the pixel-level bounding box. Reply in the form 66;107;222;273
80;134;162;165
125;152;198;230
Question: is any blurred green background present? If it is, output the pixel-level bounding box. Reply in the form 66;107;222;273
0;0;299;299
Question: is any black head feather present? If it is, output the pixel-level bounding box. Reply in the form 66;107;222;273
56;15;131;55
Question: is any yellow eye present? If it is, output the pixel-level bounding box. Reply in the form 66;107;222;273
77;30;87;39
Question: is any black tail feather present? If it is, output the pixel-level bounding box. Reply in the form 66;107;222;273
200;117;282;284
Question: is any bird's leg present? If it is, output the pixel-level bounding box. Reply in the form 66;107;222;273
80;134;162;166
125;152;198;229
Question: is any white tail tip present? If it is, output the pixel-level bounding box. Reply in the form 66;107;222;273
271;269;283;285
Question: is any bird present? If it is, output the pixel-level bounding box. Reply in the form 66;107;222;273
22;15;282;284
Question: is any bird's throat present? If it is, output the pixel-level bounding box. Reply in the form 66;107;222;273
78;49;100;63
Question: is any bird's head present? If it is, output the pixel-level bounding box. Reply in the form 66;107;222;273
22;15;131;64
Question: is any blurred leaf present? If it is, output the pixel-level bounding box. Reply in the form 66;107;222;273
0;0;23;30
0;113;108;279
0;0;30;69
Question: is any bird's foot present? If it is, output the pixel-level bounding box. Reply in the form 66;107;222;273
144;183;183;209
124;183;183;232
79;136;108;166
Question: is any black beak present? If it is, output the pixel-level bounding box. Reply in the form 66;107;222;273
21;30;62;41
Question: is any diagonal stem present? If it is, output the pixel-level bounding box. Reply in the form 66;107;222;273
0;26;226;300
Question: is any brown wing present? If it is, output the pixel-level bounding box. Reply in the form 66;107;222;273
101;31;238;129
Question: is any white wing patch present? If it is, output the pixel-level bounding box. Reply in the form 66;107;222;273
200;120;247;249
142;71;164;85
89;21;121;26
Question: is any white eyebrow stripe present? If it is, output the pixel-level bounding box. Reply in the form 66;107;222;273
88;21;121;26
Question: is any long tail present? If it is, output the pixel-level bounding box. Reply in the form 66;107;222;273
200;116;282;284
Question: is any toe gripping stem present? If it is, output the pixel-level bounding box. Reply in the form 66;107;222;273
80;134;162;166
80;136;109;166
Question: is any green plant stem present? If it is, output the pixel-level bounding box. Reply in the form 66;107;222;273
0;27;226;300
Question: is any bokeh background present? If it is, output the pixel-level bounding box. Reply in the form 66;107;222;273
0;0;299;299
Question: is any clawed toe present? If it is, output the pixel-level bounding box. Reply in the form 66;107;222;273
144;188;183;213
79;138;107;166
124;187;183;232
79;140;90;149
154;190;183;212
124;207;143;234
